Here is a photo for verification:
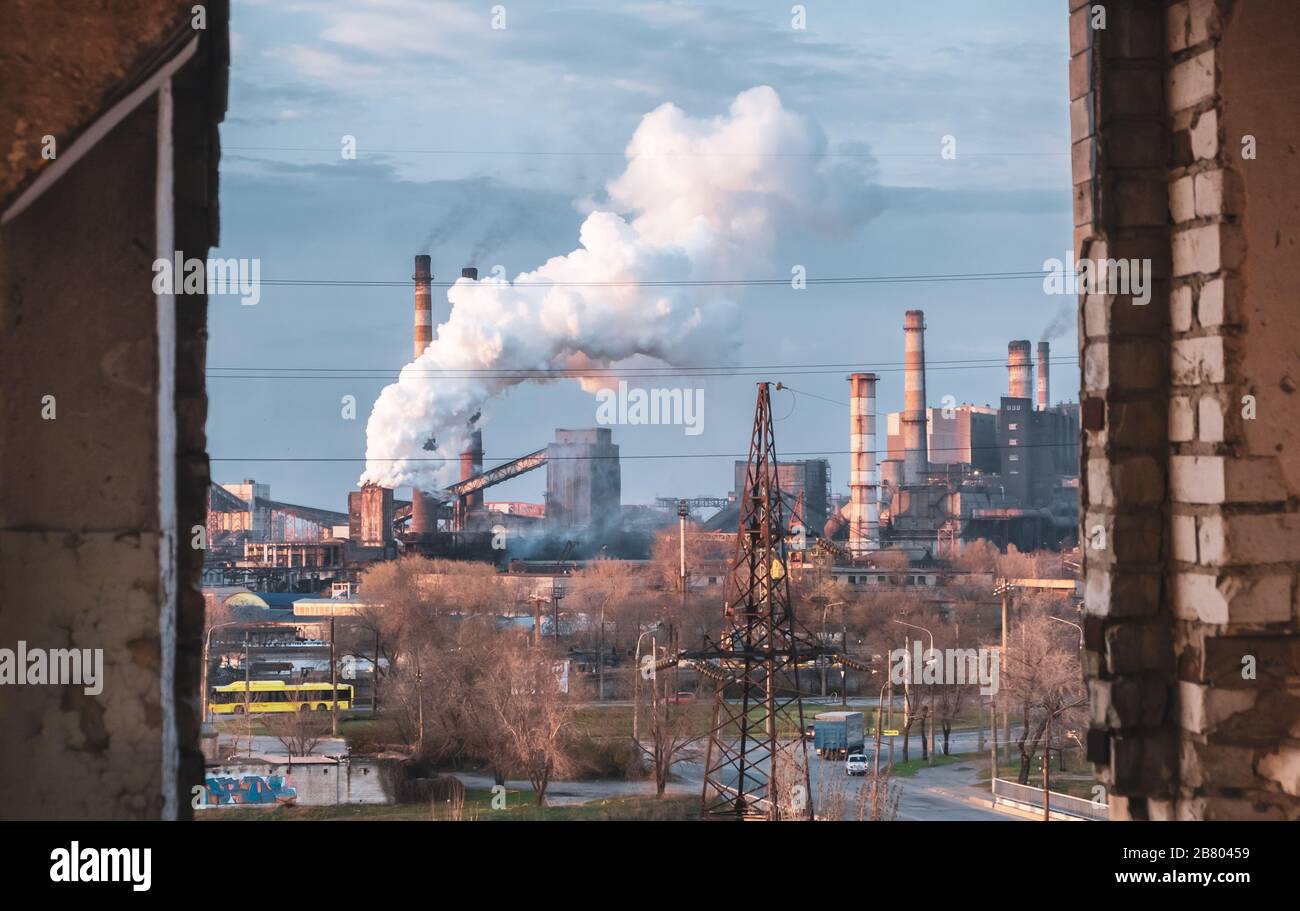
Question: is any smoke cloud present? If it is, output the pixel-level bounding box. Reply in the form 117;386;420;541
1040;303;1074;342
361;86;875;491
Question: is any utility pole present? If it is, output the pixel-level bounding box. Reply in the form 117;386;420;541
872;681;885;780
244;631;252;757
989;694;998;798
678;499;688;696
901;635;911;761
552;580;562;647
886;675;894;770
329;613;339;736
1042;714;1051;822
373;629;381;714
820;602;829;699
597;601;605;701
999;581;1011;760
841;618;848;707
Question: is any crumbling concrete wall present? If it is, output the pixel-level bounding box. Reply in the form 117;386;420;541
0;97;172;819
1073;0;1300;819
0;2;225;819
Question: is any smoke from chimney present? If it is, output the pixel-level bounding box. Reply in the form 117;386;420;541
901;310;928;486
1007;340;1033;400
361;86;879;492
1037;340;1050;410
848;372;879;555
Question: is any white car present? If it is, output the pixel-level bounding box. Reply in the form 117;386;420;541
845;753;869;776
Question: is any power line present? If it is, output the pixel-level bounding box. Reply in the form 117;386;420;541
776;384;849;407
208;354;1066;372
211;439;1079;464
206;355;1080;381
205;361;1079;381
226;144;1070;160
230;269;1078;290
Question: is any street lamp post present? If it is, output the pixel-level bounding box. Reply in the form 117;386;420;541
1040;698;1087;821
817;599;845;701
633;624;663;744
1049;615;1084;650
893;619;936;765
994;579;1015;760
201;621;245;725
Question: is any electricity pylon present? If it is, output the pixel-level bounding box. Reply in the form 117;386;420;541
696;382;824;820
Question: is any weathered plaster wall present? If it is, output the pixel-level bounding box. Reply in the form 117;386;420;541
0;3;224;820
0;98;168;819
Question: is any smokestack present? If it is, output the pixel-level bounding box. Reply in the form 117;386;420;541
1008;340;1033;399
456;427;484;525
848;372;880;556
1037;340;1050;410
410;487;435;537
461;266;478;280
414;255;433;359
901;310;928;485
410;254;436;536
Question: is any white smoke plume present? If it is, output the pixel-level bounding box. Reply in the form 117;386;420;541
361;86;875;491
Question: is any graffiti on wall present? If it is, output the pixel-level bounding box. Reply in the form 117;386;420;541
201;774;298;807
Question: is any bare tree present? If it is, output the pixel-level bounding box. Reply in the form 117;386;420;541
357;556;504;756
428;619;515;784
263;709;332;757
854;765;900;821
954;538;1000;574
480;641;577;805
1001;608;1086;784
570;558;637;699
633;666;701;796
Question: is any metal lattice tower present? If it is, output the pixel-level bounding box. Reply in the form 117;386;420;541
697;383;823;820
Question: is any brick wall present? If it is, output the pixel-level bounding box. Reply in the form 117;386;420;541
1074;0;1300;819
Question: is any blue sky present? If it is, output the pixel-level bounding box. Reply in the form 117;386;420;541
209;0;1074;512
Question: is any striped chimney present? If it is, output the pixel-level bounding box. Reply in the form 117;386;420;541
414;254;433;359
410;254;436;535
848;372;880;555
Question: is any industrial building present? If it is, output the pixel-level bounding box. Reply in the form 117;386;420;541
545;428;622;529
205;256;634;586
825;311;1081;560
206;479;348;553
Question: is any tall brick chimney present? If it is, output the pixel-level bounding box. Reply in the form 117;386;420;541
848;372;879;555
901;310;929;485
410;254;436;536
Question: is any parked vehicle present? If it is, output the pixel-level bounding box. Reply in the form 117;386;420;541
665;691;697;705
813;711;865;759
845;753;869;776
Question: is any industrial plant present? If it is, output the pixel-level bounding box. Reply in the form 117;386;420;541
203;256;1081;595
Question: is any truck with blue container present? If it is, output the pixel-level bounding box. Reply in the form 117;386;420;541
812;711;865;759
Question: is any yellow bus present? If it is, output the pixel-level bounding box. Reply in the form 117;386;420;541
209;680;353;715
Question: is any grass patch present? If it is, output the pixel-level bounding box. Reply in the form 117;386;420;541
882;751;971;778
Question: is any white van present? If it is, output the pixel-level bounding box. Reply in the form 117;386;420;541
845;753;869;776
